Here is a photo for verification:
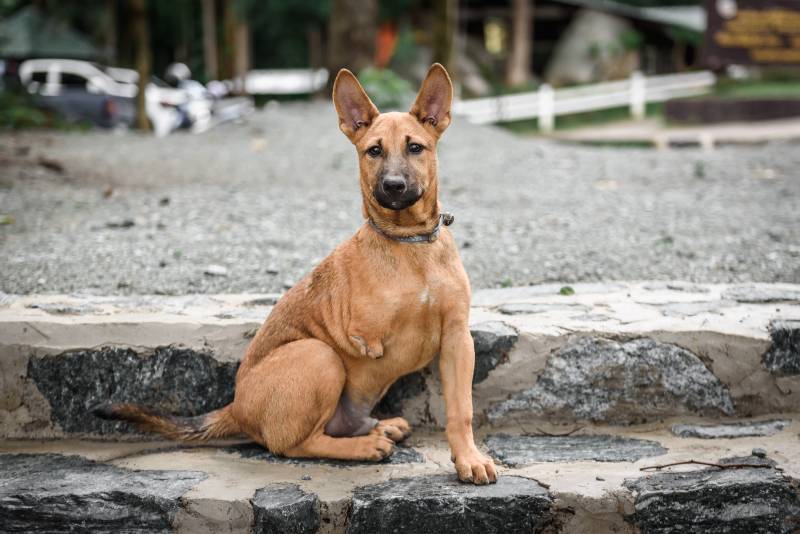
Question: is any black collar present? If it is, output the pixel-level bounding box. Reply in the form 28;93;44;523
368;212;454;243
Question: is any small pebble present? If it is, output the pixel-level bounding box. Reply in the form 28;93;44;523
300;474;312;481
596;476;605;481
204;264;228;277
105;218;135;229
752;448;767;458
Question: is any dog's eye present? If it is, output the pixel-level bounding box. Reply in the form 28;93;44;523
408;143;423;154
367;146;382;157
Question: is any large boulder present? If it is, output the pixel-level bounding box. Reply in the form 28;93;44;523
488;337;734;424
0;453;205;533
347;474;552;533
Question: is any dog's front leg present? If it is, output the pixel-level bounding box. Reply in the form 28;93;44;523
439;322;498;485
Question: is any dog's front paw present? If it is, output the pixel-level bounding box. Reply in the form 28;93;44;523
452;448;498;485
349;335;383;359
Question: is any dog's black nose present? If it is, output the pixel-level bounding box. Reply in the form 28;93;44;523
381;176;407;196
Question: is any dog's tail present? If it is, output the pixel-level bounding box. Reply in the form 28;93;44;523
93;402;240;442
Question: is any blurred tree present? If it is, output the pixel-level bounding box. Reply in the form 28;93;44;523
432;0;457;75
105;0;117;64
129;0;150;130
327;0;377;87
506;0;532;86
201;0;218;79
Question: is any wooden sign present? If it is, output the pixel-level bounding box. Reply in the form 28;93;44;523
704;0;800;68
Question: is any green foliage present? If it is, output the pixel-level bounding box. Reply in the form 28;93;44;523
713;79;800;99
357;67;414;111
693;161;705;179
0;91;49;129
243;0;331;69
612;0;699;5
667;25;702;47
559;286;575;296
620;29;643;51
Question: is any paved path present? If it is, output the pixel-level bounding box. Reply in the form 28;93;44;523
1;103;799;295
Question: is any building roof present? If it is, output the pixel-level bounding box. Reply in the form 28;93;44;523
552;0;706;32
0;5;102;60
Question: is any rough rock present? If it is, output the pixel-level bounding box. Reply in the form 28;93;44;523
496;302;589;315
487;337;735;424
763;320;800;376
485;434;667;466
347;474;552;534
25;302;101;315
375;371;427;418
471;321;518;383
251;483;319;534
225;442;425;466
671;419;791;439
0;453;205;533
27;345;238;434
625;462;800;533
722;286;800;304
658;301;733;317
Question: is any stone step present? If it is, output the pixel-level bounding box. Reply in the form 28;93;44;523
1;420;799;533
1;282;799;440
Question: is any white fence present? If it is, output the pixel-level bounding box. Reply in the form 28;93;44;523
452;71;717;132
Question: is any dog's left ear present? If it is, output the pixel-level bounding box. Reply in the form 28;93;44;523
410;63;453;137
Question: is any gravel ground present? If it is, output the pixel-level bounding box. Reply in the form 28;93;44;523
1;102;799;295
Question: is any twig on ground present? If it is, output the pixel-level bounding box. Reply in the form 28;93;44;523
518;423;585;438
640;459;780;472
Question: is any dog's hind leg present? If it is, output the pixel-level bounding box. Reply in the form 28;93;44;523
231;339;394;461
376;417;412;442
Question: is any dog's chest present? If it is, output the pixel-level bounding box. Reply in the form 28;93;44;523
348;271;454;370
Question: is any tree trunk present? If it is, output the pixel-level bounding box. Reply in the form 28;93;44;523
130;0;151;130
201;0;218;80
432;0;457;74
308;25;324;98
506;0;532;87
233;19;250;93
221;0;236;81
105;0;118;65
327;0;377;89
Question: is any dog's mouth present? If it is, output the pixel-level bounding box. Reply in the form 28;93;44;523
373;185;423;211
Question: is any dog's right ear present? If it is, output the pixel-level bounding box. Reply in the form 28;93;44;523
333;69;379;143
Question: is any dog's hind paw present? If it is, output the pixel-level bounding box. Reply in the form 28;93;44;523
376;417;412;441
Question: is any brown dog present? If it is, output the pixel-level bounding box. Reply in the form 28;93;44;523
96;64;497;485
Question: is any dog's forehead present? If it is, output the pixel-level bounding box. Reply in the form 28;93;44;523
361;112;432;146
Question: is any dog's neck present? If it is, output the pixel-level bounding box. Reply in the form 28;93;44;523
362;179;440;238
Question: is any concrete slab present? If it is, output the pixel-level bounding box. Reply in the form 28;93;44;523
2;418;799;533
2;283;799;439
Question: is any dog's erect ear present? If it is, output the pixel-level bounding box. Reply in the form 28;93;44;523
410;63;453;137
333;69;379;143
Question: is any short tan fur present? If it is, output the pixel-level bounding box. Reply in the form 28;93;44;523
96;63;497;485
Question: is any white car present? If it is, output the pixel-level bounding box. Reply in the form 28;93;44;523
19;58;185;135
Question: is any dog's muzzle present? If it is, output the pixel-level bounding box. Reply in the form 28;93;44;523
374;175;422;210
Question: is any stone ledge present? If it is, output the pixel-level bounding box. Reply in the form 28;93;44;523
2;421;799;534
625;458;800;533
1;282;799;439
